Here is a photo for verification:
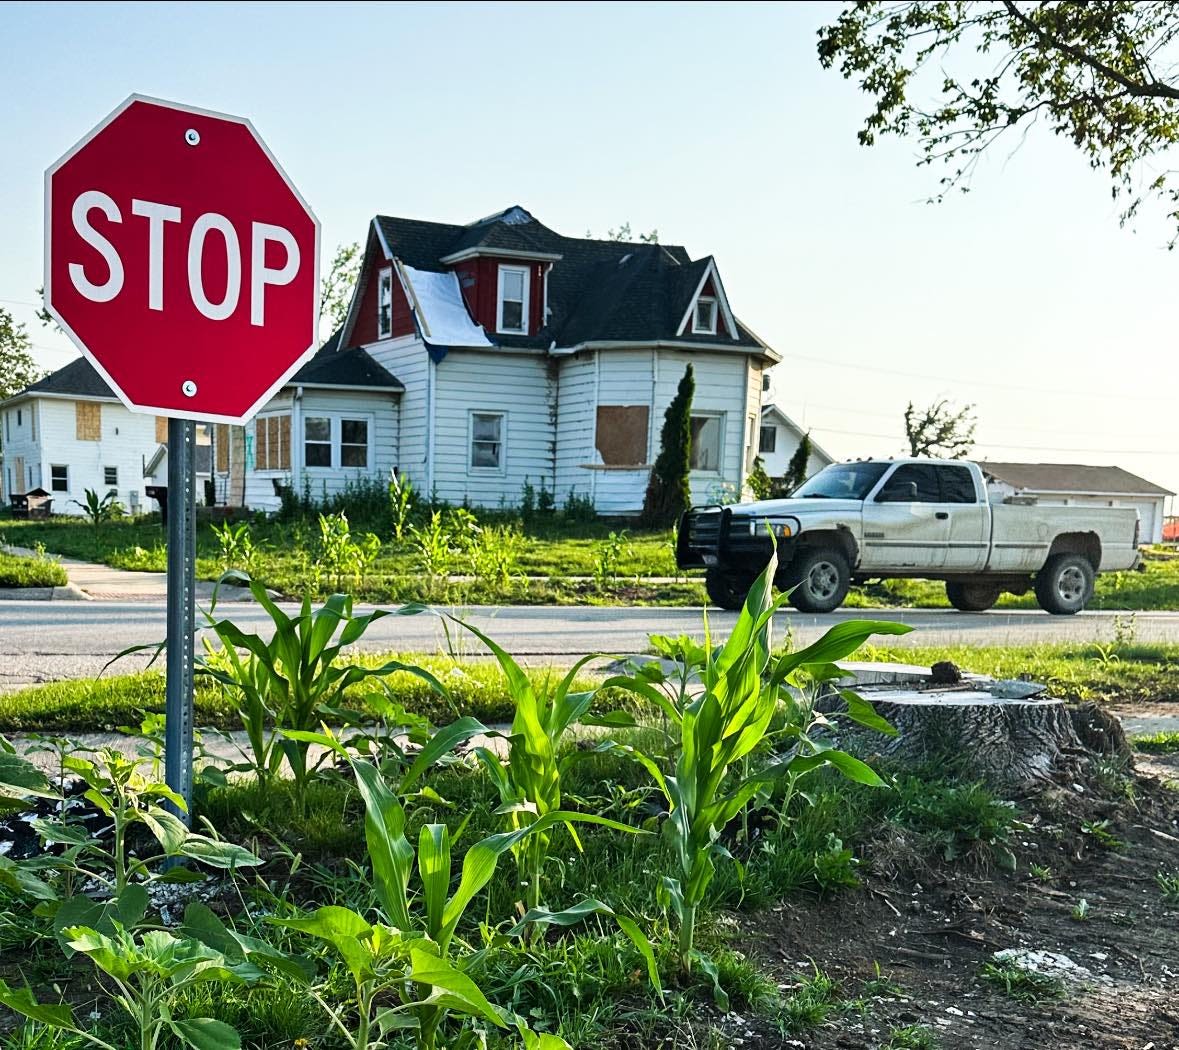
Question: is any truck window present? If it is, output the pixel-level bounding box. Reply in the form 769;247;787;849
877;464;940;503
793;461;890;499
938;465;977;504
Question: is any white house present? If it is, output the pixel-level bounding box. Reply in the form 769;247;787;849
5;206;780;518
981;462;1174;545
236;205;779;515
0;358;159;515
756;404;833;483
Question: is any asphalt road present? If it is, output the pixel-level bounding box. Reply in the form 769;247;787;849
1;600;1177;688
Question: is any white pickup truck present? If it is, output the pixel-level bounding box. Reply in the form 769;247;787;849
677;458;1142;614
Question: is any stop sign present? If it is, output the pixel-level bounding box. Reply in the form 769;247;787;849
44;95;319;424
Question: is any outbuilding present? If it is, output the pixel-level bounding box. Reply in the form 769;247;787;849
980;462;1174;545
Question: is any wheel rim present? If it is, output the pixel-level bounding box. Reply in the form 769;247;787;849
808;561;840;601
1057;565;1087;604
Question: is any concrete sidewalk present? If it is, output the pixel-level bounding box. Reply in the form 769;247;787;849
1;545;253;602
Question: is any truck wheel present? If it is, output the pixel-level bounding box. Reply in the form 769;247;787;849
945;581;1001;612
1034;554;1094;615
705;568;752;611
783;547;850;614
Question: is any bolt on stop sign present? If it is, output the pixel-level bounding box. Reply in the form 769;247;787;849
45;95;320;424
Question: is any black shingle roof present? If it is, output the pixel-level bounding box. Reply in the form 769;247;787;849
24;356;117;399
12;336;400;403
372;208;770;353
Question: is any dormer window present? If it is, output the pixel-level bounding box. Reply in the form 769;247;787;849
377;267;393;339
693;296;717;335
497;265;529;335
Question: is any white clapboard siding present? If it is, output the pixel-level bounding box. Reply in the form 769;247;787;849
2;397;157;514
244;388;398;512
366;336;430;492
553;351;597;505
431;349;554;507
742;357;764;498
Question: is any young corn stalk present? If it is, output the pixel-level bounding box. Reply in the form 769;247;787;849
606;547;910;972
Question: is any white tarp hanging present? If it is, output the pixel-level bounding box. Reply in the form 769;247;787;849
400;265;493;348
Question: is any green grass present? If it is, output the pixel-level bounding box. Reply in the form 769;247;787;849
979;960;1066;1004
0;549;67;588
0;654;603;732
1133;730;1179;753
884;1025;939;1049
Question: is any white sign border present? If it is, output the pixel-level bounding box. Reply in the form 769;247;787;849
44;92;322;427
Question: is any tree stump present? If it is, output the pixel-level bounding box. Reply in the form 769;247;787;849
821;669;1121;793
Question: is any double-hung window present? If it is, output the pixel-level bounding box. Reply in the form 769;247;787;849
759;424;777;454
304;417;332;468
103;466;118;488
470;412;505;471
377;267;393;339
50;464;69;492
497;266;529;334
340;419;369;468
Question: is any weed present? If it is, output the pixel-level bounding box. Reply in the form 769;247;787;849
1071;898;1090;921
861;962;904;999
1133;731;1179;754
1081;819;1125;851
1029;863;1053;882
884;1025;938;1049
1156;870;1179;903
979;961;1065;1004
779;966;841;1031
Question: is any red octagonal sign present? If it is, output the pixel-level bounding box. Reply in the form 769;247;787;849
45;95;320;424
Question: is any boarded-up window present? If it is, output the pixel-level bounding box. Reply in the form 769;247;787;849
595;406;650;466
255;415;290;471
76;401;101;441
215;424;230;474
155;416;168;443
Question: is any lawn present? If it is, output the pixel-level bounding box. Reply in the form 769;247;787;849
0;548;67;588
3;510;1176;609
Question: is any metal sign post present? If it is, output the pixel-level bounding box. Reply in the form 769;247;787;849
165;418;197;822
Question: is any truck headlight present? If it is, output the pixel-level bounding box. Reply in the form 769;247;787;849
748;518;800;538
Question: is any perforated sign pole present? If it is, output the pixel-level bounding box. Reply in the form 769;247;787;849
164;418;197;822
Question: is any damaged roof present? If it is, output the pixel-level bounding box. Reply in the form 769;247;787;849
372;206;774;354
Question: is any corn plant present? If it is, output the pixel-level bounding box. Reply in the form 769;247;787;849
390;470;416;542
272;757;595;1050
454;621;640;915
605;548;911;972
0;921;272;1050
470;523;525;588
318;511;381;593
199;575;442;811
410;510;458;580
210;519;256;574
592;530;628;591
71;488;124;558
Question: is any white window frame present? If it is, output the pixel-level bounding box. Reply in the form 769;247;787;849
496;265;530;335
103;466;119;488
50;464;69;493
300;413;376;472
689;411;725;474
758;424;777;454
692;296;718;335
377;266;393;340
469;410;507;473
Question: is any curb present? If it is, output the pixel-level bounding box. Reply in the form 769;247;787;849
0;582;92;602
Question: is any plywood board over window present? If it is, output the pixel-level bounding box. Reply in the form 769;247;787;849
595;406;650;466
215;424;230;474
76;401;101;441
155;416;168;443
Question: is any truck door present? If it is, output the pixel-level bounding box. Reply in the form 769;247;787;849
938;463;989;571
860;463;949;571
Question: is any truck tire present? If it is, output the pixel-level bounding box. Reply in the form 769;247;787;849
1034;554;1094;615
705;568;753;611
782;547;851;614
945;581;1001;612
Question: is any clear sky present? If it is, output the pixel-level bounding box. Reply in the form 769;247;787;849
2;1;1176;504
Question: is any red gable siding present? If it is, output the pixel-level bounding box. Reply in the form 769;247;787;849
455;257;545;334
351;260;414;345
